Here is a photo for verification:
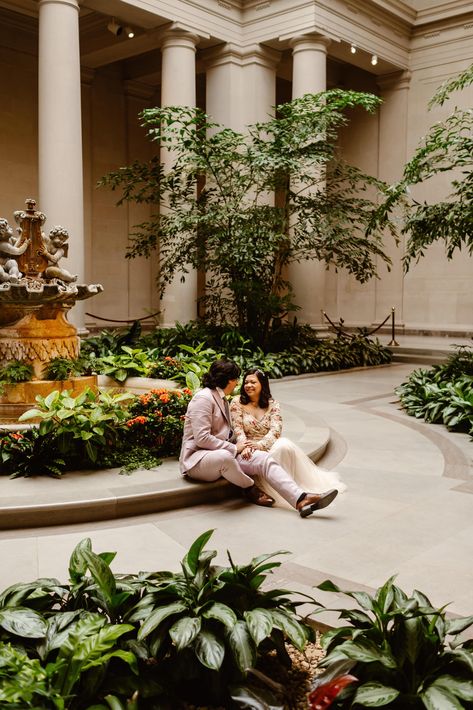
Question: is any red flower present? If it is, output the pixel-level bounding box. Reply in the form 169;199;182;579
182;388;192;396
10;433;23;441
308;675;357;709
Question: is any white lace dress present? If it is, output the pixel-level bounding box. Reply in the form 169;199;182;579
230;398;346;508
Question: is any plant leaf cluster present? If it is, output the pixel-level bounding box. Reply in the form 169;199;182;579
0;531;313;708
396;344;473;438
315;576;473;708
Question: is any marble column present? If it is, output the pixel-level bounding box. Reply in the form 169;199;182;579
38;0;85;330
376;71;411;326
159;30;198;325
288;34;331;326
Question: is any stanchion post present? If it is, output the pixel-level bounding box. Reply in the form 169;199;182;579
388;307;399;346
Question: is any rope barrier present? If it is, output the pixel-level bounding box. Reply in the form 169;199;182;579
322;308;399;346
85;311;161;324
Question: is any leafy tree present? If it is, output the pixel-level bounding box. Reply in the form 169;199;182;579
372;63;473;267
101;90;395;345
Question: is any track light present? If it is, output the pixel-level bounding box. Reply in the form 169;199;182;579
107;18;123;36
125;27;135;38
371;54;378;66
350;43;357;54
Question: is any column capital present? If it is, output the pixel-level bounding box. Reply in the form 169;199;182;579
377;70;411;92
202;42;281;71
288;33;331;53
39;0;79;10
160;23;209;51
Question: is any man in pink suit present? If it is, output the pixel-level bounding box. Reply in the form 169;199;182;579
179;359;338;517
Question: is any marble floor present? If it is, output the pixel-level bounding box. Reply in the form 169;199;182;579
1;361;472;625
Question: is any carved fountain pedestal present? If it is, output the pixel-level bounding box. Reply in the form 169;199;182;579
0;199;103;422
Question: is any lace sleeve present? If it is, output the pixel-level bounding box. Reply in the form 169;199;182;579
254;400;282;451
229;398;248;445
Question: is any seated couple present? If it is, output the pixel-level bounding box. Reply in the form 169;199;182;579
179;359;345;517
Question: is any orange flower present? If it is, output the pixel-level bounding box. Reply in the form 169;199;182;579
151;388;167;395
11;433;23;441
183;388;192;396
126;415;147;427
159;394;170;403
140;394;151;405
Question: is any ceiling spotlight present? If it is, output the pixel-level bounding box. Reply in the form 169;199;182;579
125;27;135;38
350;43;357;54
371;54;378;66
107;18;123;37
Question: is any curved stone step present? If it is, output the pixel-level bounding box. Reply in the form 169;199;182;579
0;421;330;530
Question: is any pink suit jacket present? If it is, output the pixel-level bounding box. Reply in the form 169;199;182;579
179;387;237;474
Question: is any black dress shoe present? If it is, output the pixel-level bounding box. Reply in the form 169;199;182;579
244;484;275;507
296;489;338;518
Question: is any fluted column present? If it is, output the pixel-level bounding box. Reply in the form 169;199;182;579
38;0;85;330
288;34;330;325
159;30;198;325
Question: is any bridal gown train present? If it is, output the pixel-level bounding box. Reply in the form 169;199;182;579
230;399;346;509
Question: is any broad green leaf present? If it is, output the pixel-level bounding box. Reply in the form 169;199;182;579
271;610;307;651
430;676;473;702
446;615;473;635
69;537;92;582
228;620;256;672
181;529;214;577
244;608;273;646
422;685;464;710
137;601;186;640
336;639;396;668
354;682;399;707
404;616;425;664
0;607;48;638
194;628;225;670
202;602;237;630
169;616;201;650
82;548;117;606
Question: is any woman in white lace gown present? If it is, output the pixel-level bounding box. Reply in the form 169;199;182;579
230;368;346;509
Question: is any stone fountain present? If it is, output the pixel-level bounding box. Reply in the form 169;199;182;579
0;199;103;420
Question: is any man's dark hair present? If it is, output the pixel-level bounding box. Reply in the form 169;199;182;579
239;368;272;409
202;359;241;389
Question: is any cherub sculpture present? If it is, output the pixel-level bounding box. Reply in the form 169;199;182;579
41;226;77;283
0;218;29;283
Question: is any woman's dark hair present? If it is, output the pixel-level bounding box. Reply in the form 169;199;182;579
240;368;272;409
202;359;241;390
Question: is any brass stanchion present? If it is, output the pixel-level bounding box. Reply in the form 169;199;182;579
388;307;399;346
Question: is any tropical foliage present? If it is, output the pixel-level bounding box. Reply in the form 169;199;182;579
0;531;314;708
314;575;473;708
101;91;395;345
0;385;190;477
396;345;473;438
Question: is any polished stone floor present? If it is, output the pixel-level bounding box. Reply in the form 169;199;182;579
1;358;472;625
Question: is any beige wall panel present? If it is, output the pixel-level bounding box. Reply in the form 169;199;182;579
125;90;160;320
401;57;473;331
0;45;38;216
89;67;130;323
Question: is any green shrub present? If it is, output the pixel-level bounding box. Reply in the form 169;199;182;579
0;427;65;478
0;359;34;393
314;576;473;708
124;386;192;457
19;388;133;465
0;532;314;708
